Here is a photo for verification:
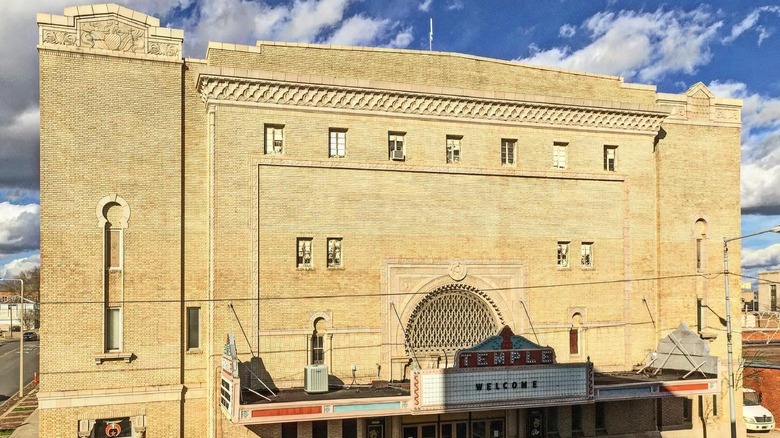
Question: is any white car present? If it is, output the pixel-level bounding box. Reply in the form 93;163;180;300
744;388;775;432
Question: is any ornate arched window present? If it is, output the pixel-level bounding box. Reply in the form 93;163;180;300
405;284;503;355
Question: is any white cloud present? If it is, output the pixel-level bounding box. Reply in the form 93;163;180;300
387;27;415;48
559;24;576;38
446;0;463;11
0;202;39;257
722;6;780;44
516;7;722;82
419;0;433;13
0;253;39;279
709;80;780;214
325;15;389;46
743;243;780;269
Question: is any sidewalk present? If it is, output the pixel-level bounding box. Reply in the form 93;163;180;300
9;409;36;438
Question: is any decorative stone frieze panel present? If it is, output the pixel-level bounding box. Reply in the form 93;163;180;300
199;75;668;134
37;4;183;60
657;82;742;126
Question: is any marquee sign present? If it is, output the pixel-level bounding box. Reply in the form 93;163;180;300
221;333;239;421
412;362;593;412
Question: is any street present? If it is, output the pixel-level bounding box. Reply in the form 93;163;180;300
0;338;39;402
748;430;780;437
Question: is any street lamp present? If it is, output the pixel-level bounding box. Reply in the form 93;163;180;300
0;279;24;398
723;225;780;438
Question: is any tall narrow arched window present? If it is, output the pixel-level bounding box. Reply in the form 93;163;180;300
311;318;326;365
96;195;130;354
570;312;583;356
695;219;708;272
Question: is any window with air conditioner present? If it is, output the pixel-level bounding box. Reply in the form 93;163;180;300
265;125;284;155
446;136;461;163
297;238;313;268
389;132;405;161
604;145;617;171
327;238;342;268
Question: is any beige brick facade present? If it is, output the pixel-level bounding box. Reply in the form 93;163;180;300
38;4;744;438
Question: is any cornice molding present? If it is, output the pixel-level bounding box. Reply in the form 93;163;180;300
199;75;669;134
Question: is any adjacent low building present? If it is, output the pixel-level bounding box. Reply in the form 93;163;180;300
38;4;744;437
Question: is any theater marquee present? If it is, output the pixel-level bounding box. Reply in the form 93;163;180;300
412;362;593;412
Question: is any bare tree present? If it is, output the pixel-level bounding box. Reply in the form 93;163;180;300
21;308;39;330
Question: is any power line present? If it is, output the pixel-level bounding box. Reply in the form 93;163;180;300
34;271;721;305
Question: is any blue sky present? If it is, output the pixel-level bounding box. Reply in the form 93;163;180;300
3;0;780;282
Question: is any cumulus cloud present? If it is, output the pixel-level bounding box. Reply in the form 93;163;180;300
722;6;780;44
516;6;722;82
0;202;39;257
419;0;433;13
709;80;780;215
446;0;463;11
559;24;576;38
0;253;39;279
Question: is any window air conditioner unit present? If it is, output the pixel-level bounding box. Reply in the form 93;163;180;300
391;149;405;161
304;364;329;393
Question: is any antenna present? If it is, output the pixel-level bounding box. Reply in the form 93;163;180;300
429;18;433;51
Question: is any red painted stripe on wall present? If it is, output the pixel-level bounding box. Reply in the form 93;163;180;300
251;406;323;417
661;383;709;392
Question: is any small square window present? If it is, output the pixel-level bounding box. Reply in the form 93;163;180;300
501;139;516;166
389;132;405;160
581;243;593;268
265;125;284;155
297;238;313;268
327;238;342;268
557;241;570;268
446;136;461;163
329;129;346;158
604;145;617;171
553;142;567;169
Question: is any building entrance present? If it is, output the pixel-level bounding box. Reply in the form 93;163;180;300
403;419;504;438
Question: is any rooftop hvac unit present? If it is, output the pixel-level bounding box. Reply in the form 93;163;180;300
304;364;328;393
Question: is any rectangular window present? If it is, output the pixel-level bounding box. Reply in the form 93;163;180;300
312;421;328;438
297;238;313;268
106;228;122;270
604;145;617;171
501;139;516;165
311;333;324;364
187;307;200;350
329;129;346;158
327;238;342;268
772;284;777;312
265;125;284;154
282;423;297;438
105;307;121;352
572;405;583;436
389;132;405;160
446;136;461;163
557;241;570;268
342;419;357;438
696;238;703;271
581;243;593;268
553;142;567;169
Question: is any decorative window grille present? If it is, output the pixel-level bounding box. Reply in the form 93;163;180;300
329;129;346;158
405;284;502;355
501;139;516;165
327;238;342;268
604;145;616;171
581;243;593;268
297;238;313;268
553;142;567;169
389;132;405;160
557;242;570;268
446;136;461;163
265;125;284;154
